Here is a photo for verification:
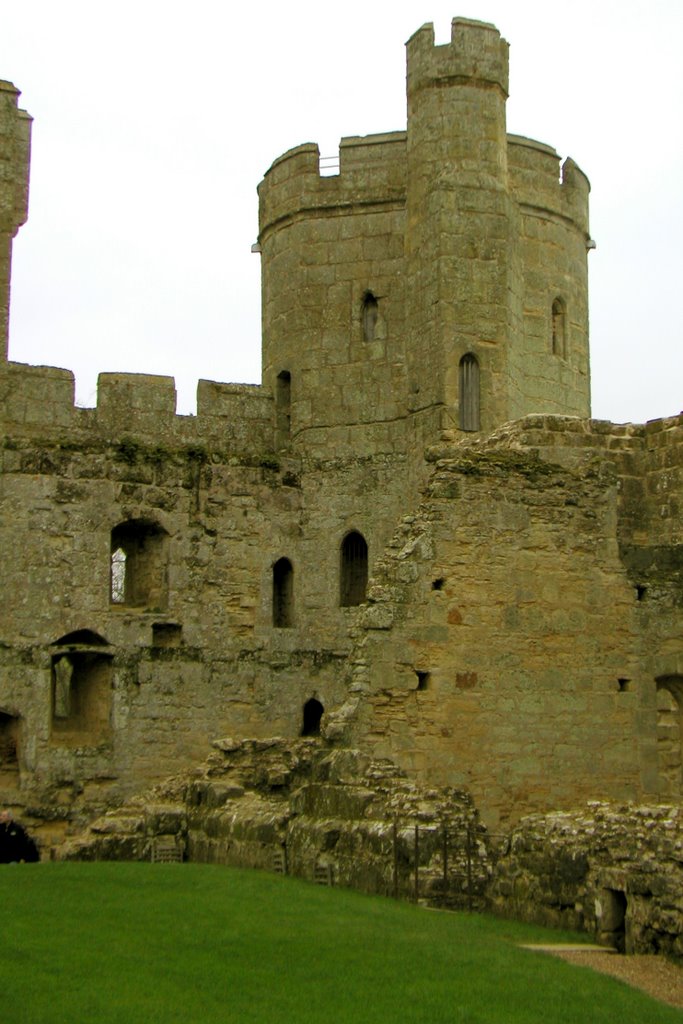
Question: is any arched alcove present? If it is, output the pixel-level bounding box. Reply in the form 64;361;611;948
301;698;324;737
340;531;368;607
51;651;113;743
52;629;109;648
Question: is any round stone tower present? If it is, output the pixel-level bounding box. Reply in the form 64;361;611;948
257;18;591;456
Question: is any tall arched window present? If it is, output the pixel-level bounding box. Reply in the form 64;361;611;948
459;353;480;431
551;297;566;357
272;557;294;628
340;531;368;607
361;292;379;342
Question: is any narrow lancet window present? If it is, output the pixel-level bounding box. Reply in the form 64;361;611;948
272;557;294;628
111;547;126;604
459;353;480;431
340;531;368;607
361;293;379;342
275;370;291;448
551;297;567;357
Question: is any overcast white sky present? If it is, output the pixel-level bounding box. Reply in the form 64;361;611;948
2;0;681;421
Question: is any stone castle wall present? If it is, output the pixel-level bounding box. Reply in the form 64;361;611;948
338;417;683;827
0;19;682;857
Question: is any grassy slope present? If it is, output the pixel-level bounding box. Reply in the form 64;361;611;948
0;863;681;1024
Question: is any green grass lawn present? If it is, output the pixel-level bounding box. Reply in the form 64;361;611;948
0;862;680;1024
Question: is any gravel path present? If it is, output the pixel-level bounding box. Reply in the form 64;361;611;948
537;947;683;1011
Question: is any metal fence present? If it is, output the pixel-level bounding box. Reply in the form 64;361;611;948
272;821;508;911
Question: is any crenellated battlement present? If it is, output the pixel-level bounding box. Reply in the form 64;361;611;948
507;136;590;236
258;133;407;241
406;18;509;97
0;361;272;450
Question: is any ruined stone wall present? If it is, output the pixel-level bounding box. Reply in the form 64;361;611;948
488;803;683;960
59;737;487;908
339;418;681;827
0;380;422;838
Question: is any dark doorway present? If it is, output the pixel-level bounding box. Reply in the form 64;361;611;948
603;888;628;953
301;698;324;737
0;816;39;863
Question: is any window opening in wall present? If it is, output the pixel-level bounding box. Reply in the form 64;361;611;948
432;578;445;591
301;698;324;737
51;652;113;743
617;678;631;692
551;297;567;357
275;371;291;448
110;520;168;610
152;623;182;648
656;677;683;800
111;547;126;604
361;292;379;342
272;557;294;628
459;353;480;431
340;531;368;607
0;712;20;771
636;585;647;602
415;671;430;692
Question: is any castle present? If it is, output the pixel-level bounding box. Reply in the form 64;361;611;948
1;18;681;852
